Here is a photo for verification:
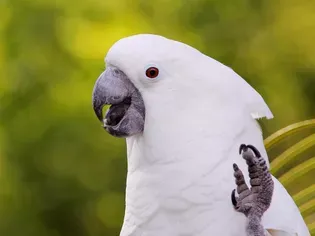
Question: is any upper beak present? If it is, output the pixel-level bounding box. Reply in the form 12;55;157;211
92;67;146;137
92;68;130;122
92;73;106;122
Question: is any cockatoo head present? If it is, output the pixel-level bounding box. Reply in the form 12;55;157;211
92;34;207;137
92;34;272;138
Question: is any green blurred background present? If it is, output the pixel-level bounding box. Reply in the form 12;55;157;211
0;0;315;235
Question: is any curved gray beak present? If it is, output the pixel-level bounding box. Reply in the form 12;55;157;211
92;67;145;137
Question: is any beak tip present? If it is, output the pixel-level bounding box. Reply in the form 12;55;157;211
92;95;104;122
92;104;104;123
95;109;104;122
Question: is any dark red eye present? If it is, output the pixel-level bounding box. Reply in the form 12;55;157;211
146;67;159;78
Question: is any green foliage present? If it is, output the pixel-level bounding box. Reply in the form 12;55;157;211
0;0;315;235
266;120;315;234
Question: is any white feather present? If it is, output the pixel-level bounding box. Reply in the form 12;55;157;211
105;34;309;236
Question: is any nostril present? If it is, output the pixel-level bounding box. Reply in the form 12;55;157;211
113;68;120;75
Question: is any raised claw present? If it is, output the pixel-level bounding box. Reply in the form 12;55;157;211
231;189;238;207
244;144;261;157
231;144;274;236
239;144;247;154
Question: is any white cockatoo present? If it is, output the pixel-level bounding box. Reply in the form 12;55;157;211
92;34;310;236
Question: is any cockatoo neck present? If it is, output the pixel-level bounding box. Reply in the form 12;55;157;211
126;95;247;172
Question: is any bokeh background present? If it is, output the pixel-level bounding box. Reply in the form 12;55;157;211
0;0;315;235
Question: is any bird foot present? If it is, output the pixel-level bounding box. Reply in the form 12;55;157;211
231;144;274;236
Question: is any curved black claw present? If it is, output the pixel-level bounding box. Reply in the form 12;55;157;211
231;189;237;207
239;144;247;154
246;144;261;157
239;144;261;158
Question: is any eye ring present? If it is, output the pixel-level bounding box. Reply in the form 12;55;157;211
145;67;159;79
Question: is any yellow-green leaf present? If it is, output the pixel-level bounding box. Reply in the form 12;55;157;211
270;134;315;176
279;157;315;187
293;184;315;206
300;198;315;218
264;119;315;151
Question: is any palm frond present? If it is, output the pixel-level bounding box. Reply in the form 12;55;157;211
293;184;315;206
264;119;315;150
278;157;315;187
270;135;315;176
264;119;315;234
